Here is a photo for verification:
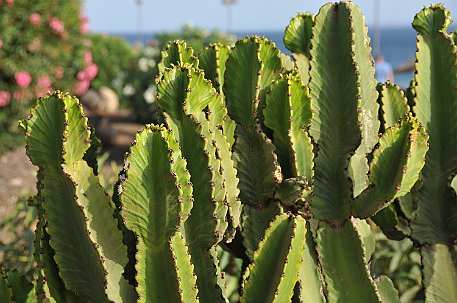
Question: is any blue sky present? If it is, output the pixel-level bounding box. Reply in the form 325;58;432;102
84;0;457;33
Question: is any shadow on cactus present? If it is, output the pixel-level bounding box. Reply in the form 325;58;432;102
3;2;455;303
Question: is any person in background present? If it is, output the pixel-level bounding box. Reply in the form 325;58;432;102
374;54;394;83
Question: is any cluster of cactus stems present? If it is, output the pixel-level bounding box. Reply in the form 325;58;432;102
2;2;456;303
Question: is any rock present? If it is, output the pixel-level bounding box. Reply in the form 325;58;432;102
98;87;119;113
81;86;119;114
81;89;101;112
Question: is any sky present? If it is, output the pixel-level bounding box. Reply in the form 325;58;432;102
83;0;457;33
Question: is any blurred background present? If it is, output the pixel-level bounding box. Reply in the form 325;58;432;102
0;1;456;302
86;0;457;88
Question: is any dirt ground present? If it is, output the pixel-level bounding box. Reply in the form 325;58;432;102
0;146;37;220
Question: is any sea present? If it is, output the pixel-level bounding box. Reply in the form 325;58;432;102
117;26;456;89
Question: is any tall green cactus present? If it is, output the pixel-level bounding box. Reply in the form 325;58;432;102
11;2;455;303
19;92;134;303
374;5;457;303
274;2;426;302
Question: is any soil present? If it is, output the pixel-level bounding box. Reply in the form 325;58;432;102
0;146;37;220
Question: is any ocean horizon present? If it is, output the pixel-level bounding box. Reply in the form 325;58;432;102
111;26;456;88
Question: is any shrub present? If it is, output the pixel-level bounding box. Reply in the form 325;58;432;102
88;33;135;91
0;0;93;152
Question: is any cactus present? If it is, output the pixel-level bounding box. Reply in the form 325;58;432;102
0;269;35;303
11;2;455;303
271;2;426;302
373;5;457;303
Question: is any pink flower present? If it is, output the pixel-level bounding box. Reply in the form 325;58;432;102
49;17;64;34
0;91;11;107
37;75;51;88
77;70;87;81
0;39;3;49
13;91;23;100
6;0;13;5
80;23;89;33
80;15;89;33
86;63;98;80
29;13;41;25
84;50;93;64
15;72;32;88
75;80;90;96
53;67;64;79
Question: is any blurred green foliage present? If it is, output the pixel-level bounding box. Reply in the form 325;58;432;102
88;33;135;91
0;194;36;280
371;226;423;303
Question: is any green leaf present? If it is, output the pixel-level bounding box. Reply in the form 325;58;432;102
452;175;457;194
309;2;361;221
212;122;241;240
316;220;380;303
22;94;113;302
158;40;198;75
241;214;306;303
372;204;409;240
199;44;230;96
40;95;132;302
421;244;457;303
120;125;194;302
83;126;102;175
241;203;282;260
224;37;282;127
295;221;326;303
349;1;379;154
157;66;218;122
61;95;91;166
34;213;83;302
264;72;313;179
232;125;278;208
168;115;227;303
353;218;375;263
279;53;295;71
64;161;134;303
24;94;133;302
348;1;380;198
284;13;314;85
1;269;35;303
378;83;409;130
21;94;65;169
412;5;452;37
170;232;199;303
375;276;401;303
284;13;313;56
451;29;457;45
0;270;12;303
411;5;457;245
352;117;428;218
224;37;260;126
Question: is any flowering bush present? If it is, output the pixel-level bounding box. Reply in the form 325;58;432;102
0;0;93;152
88;33;135;92
120;24;237;123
